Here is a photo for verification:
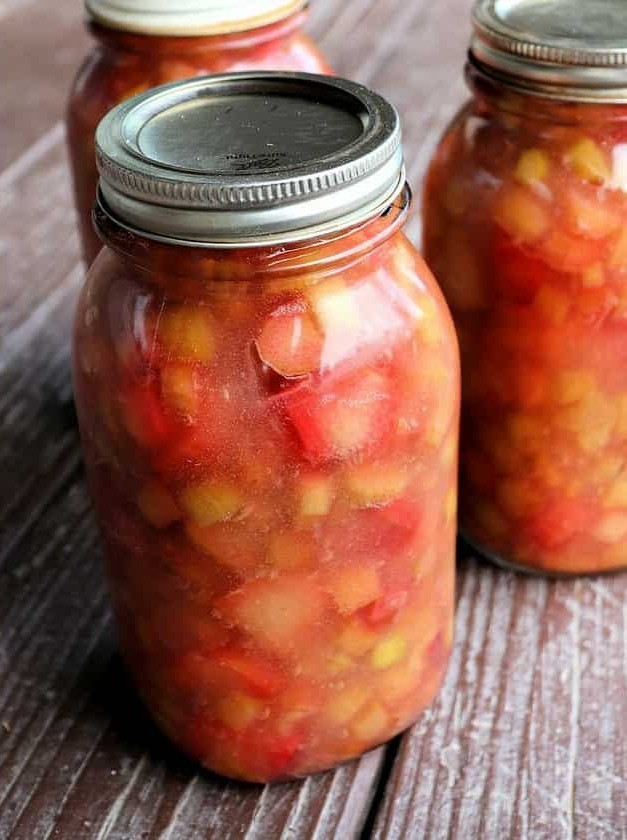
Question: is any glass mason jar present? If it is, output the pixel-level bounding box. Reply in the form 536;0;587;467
424;0;627;576
67;0;331;268
72;74;460;782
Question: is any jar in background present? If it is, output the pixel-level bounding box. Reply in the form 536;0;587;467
424;0;627;575
72;74;460;782
66;0;332;267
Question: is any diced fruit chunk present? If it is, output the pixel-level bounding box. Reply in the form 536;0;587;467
159;305;215;363
171;648;285;700
362;588;409;628
337;620;380;657
267;531;314;571
161;364;199;416
284;369;394;462
216;575;326;654
184;521;259;571
604;478;627;509
180;480;244;527
307;277;359;336
539;229;599;272
344;463;408;507
595;513;627;543
565;138;610;184
533;285;570;324
119;384;174;448
582;264;605;287
326;566;381;614
564;188;620;239
553;370;596;405
137;481;180;528
215;692;266;731
514;148;549;186
526;499;592;550
492;185;551;243
213;648;286;698
371;632;408;669
324;686;369;726
297;473;334;517
351;702;390;741
255;299;322;377
492;233;556;303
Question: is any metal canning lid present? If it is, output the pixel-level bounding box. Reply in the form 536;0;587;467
85;0;306;37
471;0;627;102
95;72;405;247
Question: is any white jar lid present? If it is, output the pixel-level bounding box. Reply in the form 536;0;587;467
85;0;307;36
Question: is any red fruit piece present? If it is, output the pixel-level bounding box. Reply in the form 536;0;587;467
185;521;261;572
234;729;304;781
153;426;214;476
213;648;286;698
324;501;421;568
118;382;176;448
171;646;286;700
378;497;423;540
283;369;394;462
538;229;600;273
525;498;593;550
360;589;409;628
255;298;322;377
492;232;561;304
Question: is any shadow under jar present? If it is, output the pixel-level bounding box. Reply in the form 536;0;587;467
72;73;460;782
424;0;627;576
67;0;332;268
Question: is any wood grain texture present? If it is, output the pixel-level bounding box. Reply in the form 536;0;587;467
4;0;627;837
373;563;627;840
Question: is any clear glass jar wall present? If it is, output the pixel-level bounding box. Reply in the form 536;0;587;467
73;194;459;781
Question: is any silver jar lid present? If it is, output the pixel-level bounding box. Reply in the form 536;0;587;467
95;73;405;247
471;0;627;102
85;0;306;36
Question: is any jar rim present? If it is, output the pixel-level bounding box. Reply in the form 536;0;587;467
471;0;627;104
85;0;307;37
95;73;406;246
94;182;411;252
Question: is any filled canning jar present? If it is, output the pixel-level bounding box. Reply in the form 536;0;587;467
72;74;460;781
67;0;331;267
424;0;627;575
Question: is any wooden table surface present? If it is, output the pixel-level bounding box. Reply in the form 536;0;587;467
2;0;627;837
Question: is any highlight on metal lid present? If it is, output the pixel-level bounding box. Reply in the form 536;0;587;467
471;0;627;101
85;0;306;36
95;72;405;247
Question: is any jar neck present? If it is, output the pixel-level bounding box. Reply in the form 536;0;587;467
466;61;627;126
89;9;307;57
93;187;411;284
